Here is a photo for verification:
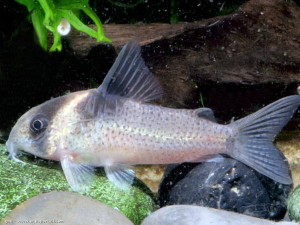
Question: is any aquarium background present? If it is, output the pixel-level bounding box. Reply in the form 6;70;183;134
0;0;300;224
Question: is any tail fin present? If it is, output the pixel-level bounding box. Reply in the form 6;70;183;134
228;95;300;184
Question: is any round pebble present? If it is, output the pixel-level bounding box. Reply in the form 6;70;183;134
3;192;134;225
159;158;292;220
141;205;298;225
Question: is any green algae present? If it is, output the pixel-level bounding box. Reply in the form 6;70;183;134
0;144;156;225
288;185;300;221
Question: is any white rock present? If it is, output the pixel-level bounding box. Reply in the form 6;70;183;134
141;205;298;225
2;191;133;225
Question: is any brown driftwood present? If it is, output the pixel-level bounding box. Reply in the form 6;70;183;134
66;0;300;123
66;18;227;54
65;0;300;85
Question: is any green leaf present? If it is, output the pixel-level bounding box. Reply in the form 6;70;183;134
15;0;111;51
55;0;111;42
37;0;55;27
15;0;36;11
57;9;98;39
49;31;62;51
82;5;111;42
49;14;63;51
31;7;48;51
53;0;89;9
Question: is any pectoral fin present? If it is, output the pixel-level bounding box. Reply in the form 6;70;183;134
104;165;135;190
61;155;94;192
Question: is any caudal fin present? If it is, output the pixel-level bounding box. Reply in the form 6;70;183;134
228;95;300;184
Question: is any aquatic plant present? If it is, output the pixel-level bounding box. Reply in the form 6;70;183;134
15;0;111;51
199;92;205;107
107;0;144;8
170;0;179;24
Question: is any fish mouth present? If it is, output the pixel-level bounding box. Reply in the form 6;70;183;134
6;140;25;164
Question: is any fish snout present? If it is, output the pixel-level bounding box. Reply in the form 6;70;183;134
5;139;25;164
6;139;16;158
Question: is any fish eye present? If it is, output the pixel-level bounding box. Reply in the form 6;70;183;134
33;120;43;131
30;116;48;134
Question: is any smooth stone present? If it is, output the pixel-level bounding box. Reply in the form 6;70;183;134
287;184;300;221
141;205;298;225
2;192;134;225
159;158;292;220
276;131;300;187
135;165;166;193
0;144;156;225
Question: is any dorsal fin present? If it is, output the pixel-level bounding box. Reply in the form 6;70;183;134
98;40;163;102
194;108;216;122
80;41;163;118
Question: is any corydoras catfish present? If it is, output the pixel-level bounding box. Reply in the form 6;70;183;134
6;41;300;192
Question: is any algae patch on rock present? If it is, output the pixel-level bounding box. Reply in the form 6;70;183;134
288;184;300;221
0;144;156;225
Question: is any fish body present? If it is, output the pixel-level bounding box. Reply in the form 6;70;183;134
6;41;300;191
50;94;229;166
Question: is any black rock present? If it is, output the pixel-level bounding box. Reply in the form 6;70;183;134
158;158;292;220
